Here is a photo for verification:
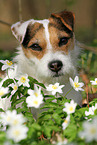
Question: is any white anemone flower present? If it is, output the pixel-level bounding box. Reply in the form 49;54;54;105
63;100;77;114
62;115;70;130
90;78;97;85
0;110;17;125
0;86;9;97
46;83;64;95
9;82;18;95
6;125;28;142
0;60;14;71
8;65;18;79
85;103;97;116
57;140;68;145
0;93;11;131
17;74;30;87
26;85;43;108
79;117;97;142
0;110;26;126
69;76;84;91
0;97;11;111
28;85;43;99
26;95;43;108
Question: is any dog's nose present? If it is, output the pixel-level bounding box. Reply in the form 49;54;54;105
48;60;63;72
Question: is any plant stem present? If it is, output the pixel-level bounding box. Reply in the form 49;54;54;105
7;68;9;78
86;84;89;108
64;88;73;98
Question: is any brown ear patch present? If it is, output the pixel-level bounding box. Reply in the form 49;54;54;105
51;10;75;31
22;23;47;60
48;24;74;54
22;22;44;48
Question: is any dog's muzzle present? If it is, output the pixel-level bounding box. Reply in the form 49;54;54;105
48;60;63;73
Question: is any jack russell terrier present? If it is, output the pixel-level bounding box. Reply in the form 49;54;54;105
11;10;82;105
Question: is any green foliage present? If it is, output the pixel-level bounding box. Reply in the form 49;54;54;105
0;76;97;145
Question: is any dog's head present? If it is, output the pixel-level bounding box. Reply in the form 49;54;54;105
11;10;78;83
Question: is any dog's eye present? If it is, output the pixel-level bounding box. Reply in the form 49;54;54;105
59;37;69;47
29;43;42;51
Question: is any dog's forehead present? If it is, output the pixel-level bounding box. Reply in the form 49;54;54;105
22;19;53;50
21;17;74;59
34;19;52;49
26;18;72;49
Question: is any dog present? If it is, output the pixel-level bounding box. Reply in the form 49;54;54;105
11;10;82;106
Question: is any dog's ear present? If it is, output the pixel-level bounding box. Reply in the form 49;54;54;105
51;10;75;31
11;20;34;43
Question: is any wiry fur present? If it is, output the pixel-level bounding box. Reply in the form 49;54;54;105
14;42;82;105
12;11;82;106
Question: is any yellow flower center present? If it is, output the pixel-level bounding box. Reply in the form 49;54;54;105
69;106;74;112
74;82;80;88
90;128;96;134
13;85;18;91
7;116;11;122
13;130;20;136
64;119;68;124
52;85;57;90
0;90;4;96
6;61;13;66
20;76;26;83
33;100;38;105
13;119;19;125
96;80;97;84
34;92;38;97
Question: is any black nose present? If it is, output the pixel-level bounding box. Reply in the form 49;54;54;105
48;60;63;73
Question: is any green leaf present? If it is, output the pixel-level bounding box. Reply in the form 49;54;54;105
63;123;77;142
45;98;55;103
39;114;51;120
74;107;87;122
42;126;52;138
32;123;41;130
2;79;14;87
0;131;6;143
41;102;59;109
0;78;2;82
0;108;4;112
50;125;61;132
28;76;46;89
24;112;34;122
52;113;62;125
12;97;26;107
16;107;29;113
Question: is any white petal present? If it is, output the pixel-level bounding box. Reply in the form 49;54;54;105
69;77;74;87
79;83;84;87
60;85;65;89
78;88;84;91
55;82;59;87
95;78;97;82
0;60;5;64
2;65;8;71
74;87;79;91
28;89;34;96
74;76;79;83
52;91;56;95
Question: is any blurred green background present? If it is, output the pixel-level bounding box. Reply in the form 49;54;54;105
0;0;97;77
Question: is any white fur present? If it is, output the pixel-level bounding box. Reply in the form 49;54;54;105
12;19;82;106
38;19;53;50
11;20;34;43
14;44;82;105
33;19;52;49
